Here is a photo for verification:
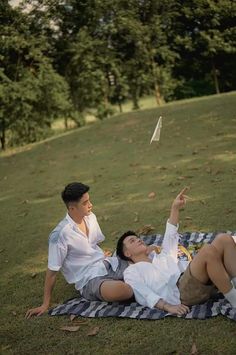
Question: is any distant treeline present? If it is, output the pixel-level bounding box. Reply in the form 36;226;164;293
0;0;235;149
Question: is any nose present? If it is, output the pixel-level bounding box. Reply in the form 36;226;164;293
89;201;93;208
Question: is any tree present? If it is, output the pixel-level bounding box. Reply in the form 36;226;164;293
0;1;71;149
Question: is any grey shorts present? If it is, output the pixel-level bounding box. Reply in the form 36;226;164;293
80;258;129;301
178;264;218;306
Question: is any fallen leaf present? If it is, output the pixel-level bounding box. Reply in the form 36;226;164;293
192;150;198;155
134;213;139;223
226;209;234;215
31;273;37;278
21;199;29;204
148;192;156;199
12;311;17;316
87;326;100;336
137;225;155;235
70;314;77;321
190;342;198;354
185;216;192;220
60;326;80;332
199;200;206;205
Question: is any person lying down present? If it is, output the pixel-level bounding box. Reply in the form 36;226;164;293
116;188;236;316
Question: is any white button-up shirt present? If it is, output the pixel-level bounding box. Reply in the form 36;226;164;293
48;212;118;291
124;221;189;309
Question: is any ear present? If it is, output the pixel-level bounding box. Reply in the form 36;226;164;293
124;248;132;259
67;203;74;212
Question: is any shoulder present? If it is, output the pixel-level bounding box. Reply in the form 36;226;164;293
48;217;71;244
124;263;138;276
87;212;100;226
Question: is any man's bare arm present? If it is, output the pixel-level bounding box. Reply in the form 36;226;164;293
25;268;57;319
169;187;189;226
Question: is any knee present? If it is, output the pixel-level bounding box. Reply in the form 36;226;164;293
213;233;233;246
202;244;221;261
121;283;133;299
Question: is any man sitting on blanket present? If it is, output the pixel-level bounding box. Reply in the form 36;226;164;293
116;187;236;316
26;182;133;318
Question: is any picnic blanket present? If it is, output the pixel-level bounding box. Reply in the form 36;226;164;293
49;231;236;321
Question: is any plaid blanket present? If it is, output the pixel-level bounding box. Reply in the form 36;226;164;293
49;231;236;321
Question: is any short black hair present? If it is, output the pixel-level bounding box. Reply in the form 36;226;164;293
61;182;89;207
116;230;138;261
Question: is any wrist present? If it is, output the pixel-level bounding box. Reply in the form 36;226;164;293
42;301;50;308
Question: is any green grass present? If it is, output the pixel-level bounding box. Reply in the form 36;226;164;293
1;92;236;355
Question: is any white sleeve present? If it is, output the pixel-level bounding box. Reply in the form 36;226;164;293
124;267;161;309
161;220;180;261
48;240;67;271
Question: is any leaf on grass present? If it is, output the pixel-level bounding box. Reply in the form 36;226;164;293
226;208;234;215
148;192;156;199
192;150;198;155
134;212;139;222
199;200;206;205
31;273;37;278
60;326;80;332
12;311;17;316
185;216;192;220
87;326;100;336
190;342;198;354
70;314;77;321
136;225;155;235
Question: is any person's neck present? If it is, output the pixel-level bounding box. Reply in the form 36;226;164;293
131;254;151;263
68;212;84;224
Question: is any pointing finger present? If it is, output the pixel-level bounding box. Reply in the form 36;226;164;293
179;187;190;196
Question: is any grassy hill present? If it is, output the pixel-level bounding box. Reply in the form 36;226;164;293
1;92;236;354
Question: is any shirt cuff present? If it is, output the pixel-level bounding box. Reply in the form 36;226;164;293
48;264;61;271
147;293;161;309
166;220;179;233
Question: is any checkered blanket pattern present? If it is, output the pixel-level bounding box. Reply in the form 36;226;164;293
49;231;236;321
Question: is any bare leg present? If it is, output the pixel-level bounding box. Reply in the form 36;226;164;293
190;244;232;294
211;233;236;278
100;280;133;302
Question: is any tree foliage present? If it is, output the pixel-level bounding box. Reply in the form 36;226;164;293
0;0;235;149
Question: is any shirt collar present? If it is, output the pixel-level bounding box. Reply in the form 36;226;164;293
66;213;78;230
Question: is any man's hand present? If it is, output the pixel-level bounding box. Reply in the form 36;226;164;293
25;304;49;319
169;187;190;226
165;303;190;316
172;187;190;210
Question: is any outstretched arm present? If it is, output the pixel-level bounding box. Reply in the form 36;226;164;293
169;187;189;226
25;268;57;319
161;187;189;258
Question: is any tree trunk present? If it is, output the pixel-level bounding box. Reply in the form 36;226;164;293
212;60;220;94
1;121;6;150
154;81;162;106
64;116;68;129
131;84;140;110
151;56;162;106
118;99;123;113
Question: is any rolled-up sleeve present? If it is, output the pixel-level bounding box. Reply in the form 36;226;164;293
48;241;67;271
124;267;161;309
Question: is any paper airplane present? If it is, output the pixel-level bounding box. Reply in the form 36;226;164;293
150;116;162;144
